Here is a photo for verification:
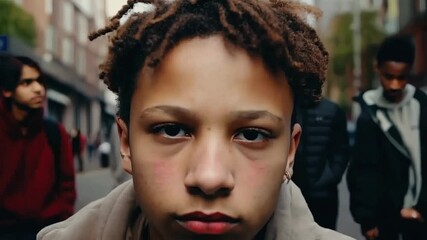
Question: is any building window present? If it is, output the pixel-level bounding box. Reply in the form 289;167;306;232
62;1;74;33
76;47;86;76
77;14;88;44
45;25;55;52
62;37;74;66
45;0;53;15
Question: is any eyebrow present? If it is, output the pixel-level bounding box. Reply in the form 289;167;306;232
231;110;284;123
139;105;195;120
382;73;407;79
138;106;284;123
19;77;41;82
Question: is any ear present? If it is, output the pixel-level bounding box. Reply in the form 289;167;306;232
117;117;133;174
2;90;12;98
286;123;301;172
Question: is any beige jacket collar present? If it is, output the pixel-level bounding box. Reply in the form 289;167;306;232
38;180;354;240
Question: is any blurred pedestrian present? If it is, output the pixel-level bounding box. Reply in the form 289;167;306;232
347;35;427;240
98;139;111;168
79;130;87;156
71;128;84;172
0;55;76;239
37;1;353;240
293;98;349;230
87;131;100;160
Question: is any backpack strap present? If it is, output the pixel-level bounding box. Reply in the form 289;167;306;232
43;118;62;189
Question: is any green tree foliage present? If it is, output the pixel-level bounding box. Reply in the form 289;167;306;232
330;13;353;76
327;10;385;109
0;0;36;47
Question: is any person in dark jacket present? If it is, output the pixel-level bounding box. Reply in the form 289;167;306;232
347;34;427;240
71;128;84;172
293;98;349;230
0;55;76;239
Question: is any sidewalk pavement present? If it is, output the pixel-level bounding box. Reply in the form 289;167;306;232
75;169;116;210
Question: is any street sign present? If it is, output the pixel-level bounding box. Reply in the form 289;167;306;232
0;35;9;51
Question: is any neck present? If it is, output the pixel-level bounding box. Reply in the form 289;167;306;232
384;94;403;104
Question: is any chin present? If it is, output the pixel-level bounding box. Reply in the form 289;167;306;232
29;105;44;111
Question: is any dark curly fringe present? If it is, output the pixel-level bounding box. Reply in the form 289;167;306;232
89;0;328;123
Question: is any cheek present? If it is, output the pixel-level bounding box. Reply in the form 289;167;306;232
129;132;184;192
150;160;177;185
380;79;389;88
240;152;286;195
13;89;24;100
246;163;273;187
132;154;181;210
240;159;284;224
240;144;288;187
132;150;177;186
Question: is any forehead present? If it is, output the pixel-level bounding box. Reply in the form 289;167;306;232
20;65;40;79
379;61;411;74
133;35;294;121
147;35;287;87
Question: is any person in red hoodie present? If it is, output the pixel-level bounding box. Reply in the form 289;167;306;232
0;54;76;239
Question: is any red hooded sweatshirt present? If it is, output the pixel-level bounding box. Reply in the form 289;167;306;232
0;99;76;232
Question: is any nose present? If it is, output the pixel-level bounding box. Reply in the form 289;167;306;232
32;81;45;94
389;79;402;90
184;133;235;197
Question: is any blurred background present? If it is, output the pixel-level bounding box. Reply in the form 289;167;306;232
1;0;426;239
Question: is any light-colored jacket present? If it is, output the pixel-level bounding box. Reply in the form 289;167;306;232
37;180;354;240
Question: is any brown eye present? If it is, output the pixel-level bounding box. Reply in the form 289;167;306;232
151;123;191;138
234;128;273;142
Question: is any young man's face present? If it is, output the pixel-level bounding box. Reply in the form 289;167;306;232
118;35;300;240
2;65;46;109
377;61;411;103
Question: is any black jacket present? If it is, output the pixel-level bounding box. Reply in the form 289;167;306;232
293;98;349;199
347;88;427;232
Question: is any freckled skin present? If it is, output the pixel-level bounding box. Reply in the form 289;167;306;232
118;36;301;240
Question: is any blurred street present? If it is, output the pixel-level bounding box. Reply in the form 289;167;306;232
75;169;115;210
74;156;116;210
337;173;364;240
76;167;365;239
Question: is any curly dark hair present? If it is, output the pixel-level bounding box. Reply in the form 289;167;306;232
376;34;415;68
89;0;328;124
